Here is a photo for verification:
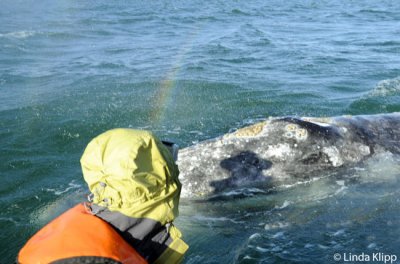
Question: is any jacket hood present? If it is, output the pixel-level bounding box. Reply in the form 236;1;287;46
80;128;181;225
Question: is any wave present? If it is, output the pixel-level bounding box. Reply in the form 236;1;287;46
220;56;260;64
192;215;241;224
231;8;251;16
45;181;82;196
359;9;396;15
0;30;37;39
368;77;400;97
208;187;269;200
348;77;400;114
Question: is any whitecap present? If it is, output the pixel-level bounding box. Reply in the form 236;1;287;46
333;229;346;236
192;215;243;224
45;181;82;196
256;246;269;253
0;30;37;39
210;187;268;199
367;243;377;249
334;186;348;195
265;222;290;230
279;175;326;190
336;180;345;186
275;200;292;209
249;233;262;240
272;231;285;239
0;217;18;225
369;77;400;97
189;130;204;136
318;244;330;250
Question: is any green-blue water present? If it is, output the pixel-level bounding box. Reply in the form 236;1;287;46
1;0;400;263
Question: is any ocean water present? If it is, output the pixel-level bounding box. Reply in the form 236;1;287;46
1;0;400;263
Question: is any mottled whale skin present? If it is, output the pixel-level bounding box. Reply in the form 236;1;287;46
177;113;400;198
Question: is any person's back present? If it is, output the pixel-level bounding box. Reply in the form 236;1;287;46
18;129;188;264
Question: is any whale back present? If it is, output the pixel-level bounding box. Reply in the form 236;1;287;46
177;113;400;198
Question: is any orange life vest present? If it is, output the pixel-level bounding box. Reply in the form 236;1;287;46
18;203;148;264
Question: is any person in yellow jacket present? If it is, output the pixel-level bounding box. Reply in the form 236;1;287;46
18;129;188;264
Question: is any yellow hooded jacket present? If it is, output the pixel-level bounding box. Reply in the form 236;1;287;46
80;128;188;264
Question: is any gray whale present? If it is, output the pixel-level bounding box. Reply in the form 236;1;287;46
177;113;400;198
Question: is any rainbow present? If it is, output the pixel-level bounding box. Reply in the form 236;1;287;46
150;27;200;124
